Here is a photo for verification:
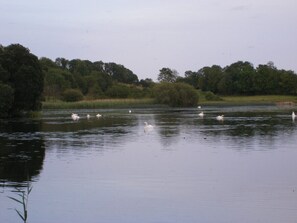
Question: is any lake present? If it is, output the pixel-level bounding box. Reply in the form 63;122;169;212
1;105;297;223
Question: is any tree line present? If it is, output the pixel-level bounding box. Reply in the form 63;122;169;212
1;43;297;117
40;56;154;101
176;61;297;95
42;57;297;101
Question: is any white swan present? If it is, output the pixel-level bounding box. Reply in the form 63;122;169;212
96;114;102;118
216;115;224;121
292;111;296;120
87;114;91;119
129;110;132;113
71;113;80;121
197;106;201;109
198;112;204;117
144;122;154;132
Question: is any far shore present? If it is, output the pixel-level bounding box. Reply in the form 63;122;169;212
200;95;297;106
42;95;297;109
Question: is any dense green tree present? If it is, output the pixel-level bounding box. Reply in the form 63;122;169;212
39;57;57;69
255;64;280;94
0;83;14;117
0;44;44;116
55;57;69;69
0;64;10;82
43;67;73;100
223;61;255;95
68;59;94;76
12;65;44;111
153;82;198;107
62;89;83;102
179;70;199;89
139;78;155;88
197;65;223;93
84;71;112;98
105;63;139;84
157;68;179;83
105;84;130;98
278;70;297;95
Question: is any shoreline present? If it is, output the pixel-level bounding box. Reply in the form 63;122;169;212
42;95;297;109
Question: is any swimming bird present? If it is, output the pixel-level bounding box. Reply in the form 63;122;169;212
96;114;102;118
144;122;154;132
216;115;224;121
198;112;204;117
129;110;132;113
71;113;80;121
292;111;296;120
87;114;91;119
197;106;201;109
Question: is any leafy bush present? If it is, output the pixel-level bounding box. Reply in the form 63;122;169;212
204;91;222;101
153;82;199;107
86;84;104;99
62;89;83;102
106;84;130;98
0;83;14;117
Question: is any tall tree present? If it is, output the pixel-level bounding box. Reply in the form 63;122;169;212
197;65;223;93
104;63;139;84
223;61;255;95
157;68;179;83
0;44;44;116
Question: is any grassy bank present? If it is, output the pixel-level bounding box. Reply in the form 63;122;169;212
200;95;297;105
42;98;157;109
42;95;297;109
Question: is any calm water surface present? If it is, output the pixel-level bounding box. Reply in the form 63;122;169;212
1;105;297;223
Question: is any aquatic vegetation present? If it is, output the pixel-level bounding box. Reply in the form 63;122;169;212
8;181;32;223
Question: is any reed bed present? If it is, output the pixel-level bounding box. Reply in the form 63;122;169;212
43;95;297;109
42;98;157;109
201;95;297;105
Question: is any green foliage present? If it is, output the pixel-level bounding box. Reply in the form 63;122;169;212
106;84;130;98
105;62;139;84
179;61;297;96
86;84;104;99
41;57;139;100
4;42;297;110
153;82;199;107
43;98;155;109
0;83;14;117
157;67;179;83
84;71;113;95
139;78;155;88
197;65;223;93
177;70;199;89
62;89;83;102
204;91;223;101
0;44;44;116
43;68;71;100
105;83;152;99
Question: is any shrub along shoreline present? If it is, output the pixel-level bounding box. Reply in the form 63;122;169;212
201;95;297;105
42;95;297;109
42;98;158;109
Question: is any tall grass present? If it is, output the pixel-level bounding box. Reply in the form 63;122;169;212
201;95;297;105
8;181;32;223
42;98;157;109
43;95;297;109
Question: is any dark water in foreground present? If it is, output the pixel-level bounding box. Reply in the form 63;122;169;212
1;105;297;223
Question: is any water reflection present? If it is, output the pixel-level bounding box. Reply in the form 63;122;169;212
154;113;182;147
0;120;45;187
41;111;140;155
1;106;297;223
0;106;296;186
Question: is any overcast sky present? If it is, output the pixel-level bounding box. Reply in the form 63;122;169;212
1;0;296;80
